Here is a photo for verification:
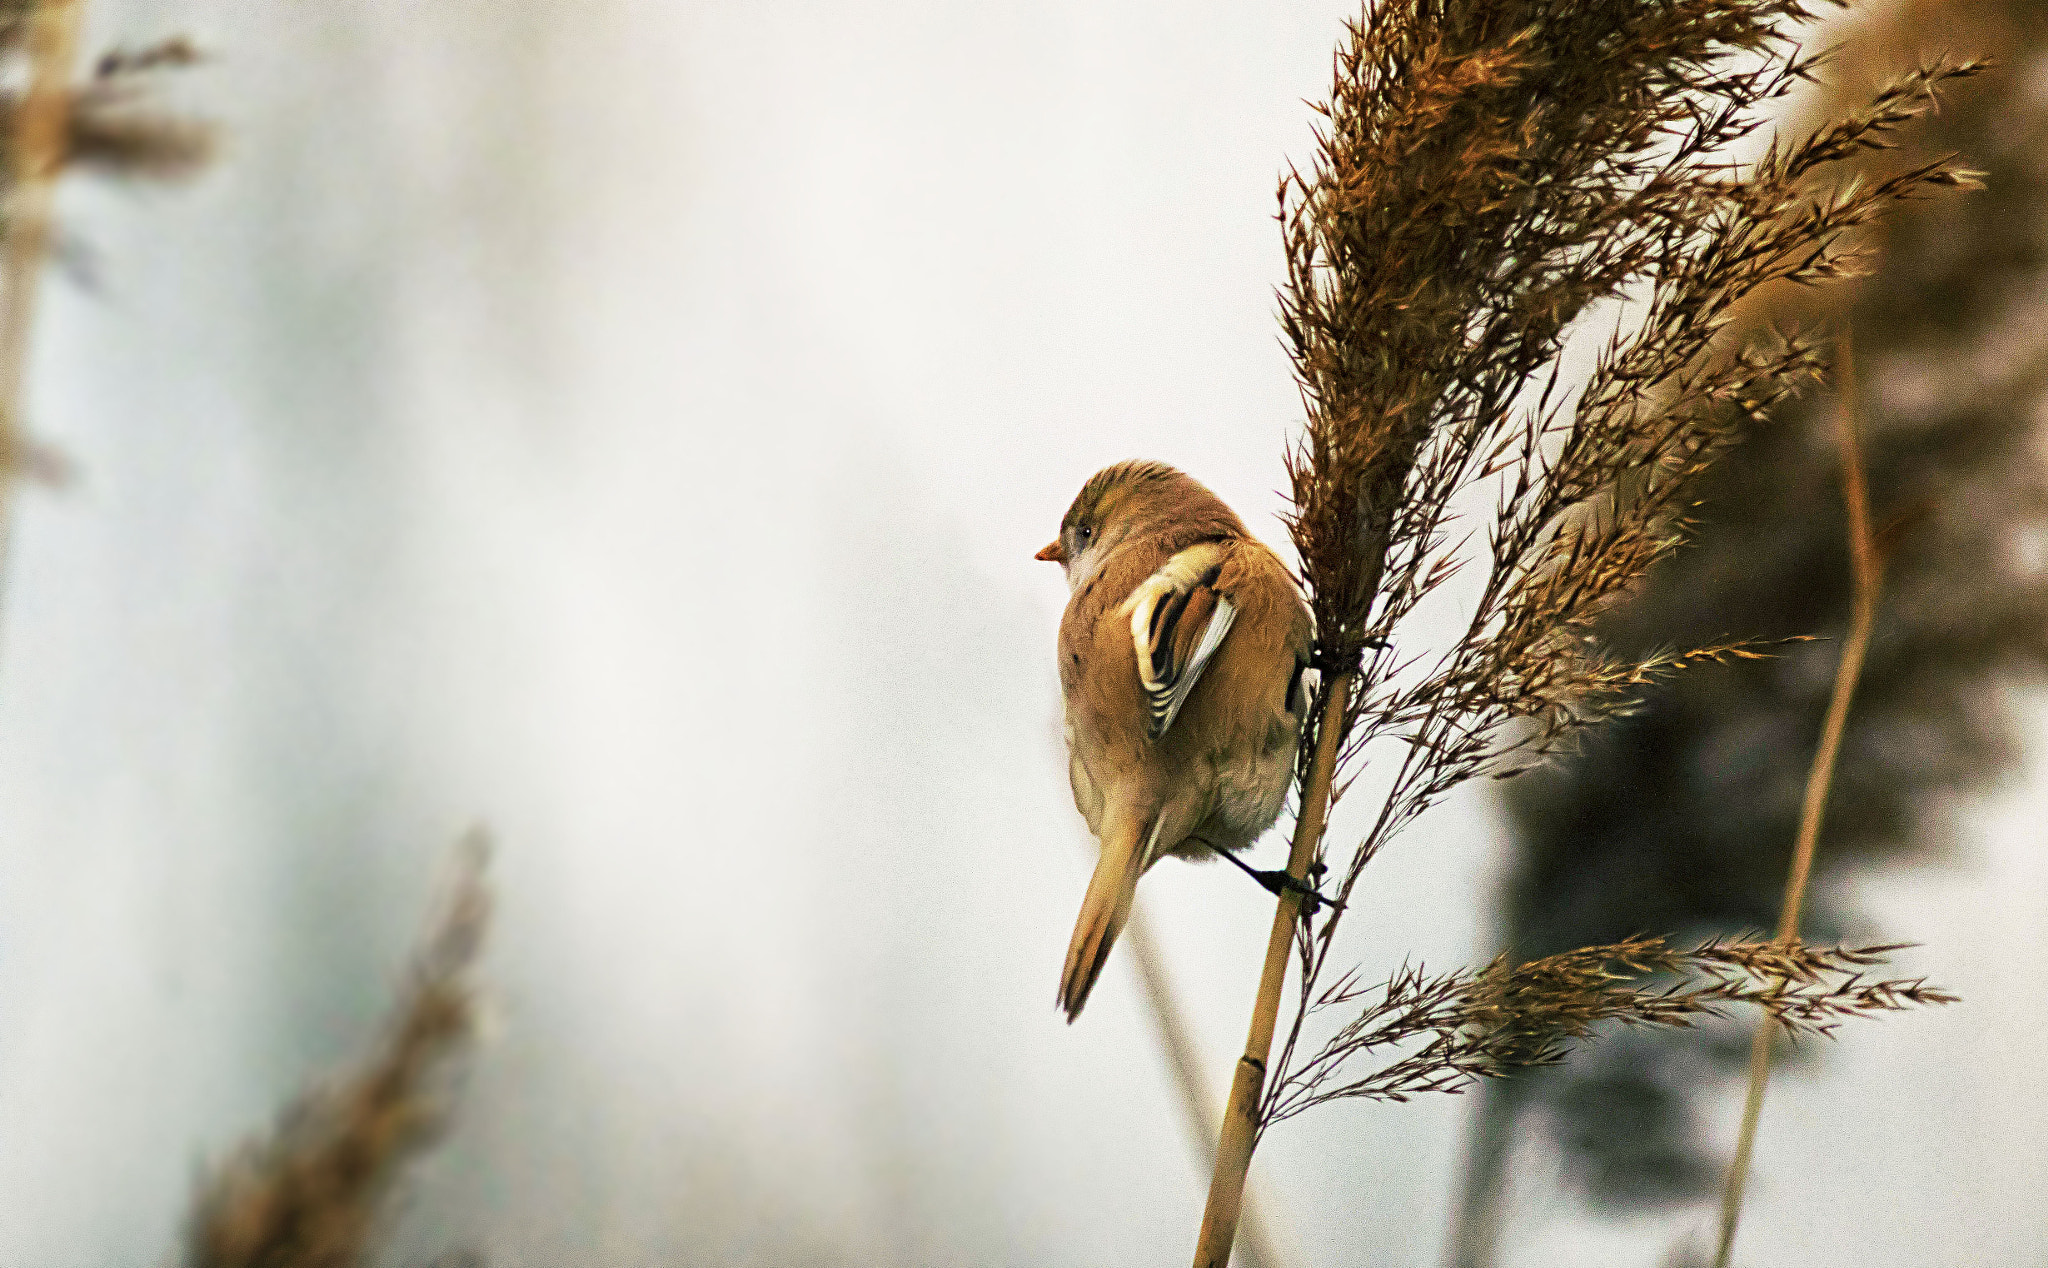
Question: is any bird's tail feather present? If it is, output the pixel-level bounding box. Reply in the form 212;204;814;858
1059;811;1162;1022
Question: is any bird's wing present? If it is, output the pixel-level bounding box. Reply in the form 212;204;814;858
1121;541;1236;741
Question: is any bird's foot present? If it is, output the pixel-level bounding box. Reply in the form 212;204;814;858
1249;863;1342;917
1217;847;1342;917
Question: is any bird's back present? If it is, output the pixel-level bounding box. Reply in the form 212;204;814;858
1057;533;1308;835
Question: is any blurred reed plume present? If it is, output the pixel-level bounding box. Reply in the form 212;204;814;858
184;833;491;1268
0;0;210;538
58;36;213;180
1193;0;1975;1261
0;10;210;185
1449;1;2048;1255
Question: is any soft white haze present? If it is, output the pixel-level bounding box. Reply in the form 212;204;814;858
0;2;2041;1266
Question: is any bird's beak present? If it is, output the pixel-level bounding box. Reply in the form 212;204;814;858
1035;539;1066;563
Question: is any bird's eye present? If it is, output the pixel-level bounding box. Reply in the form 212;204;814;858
1077;525;1093;542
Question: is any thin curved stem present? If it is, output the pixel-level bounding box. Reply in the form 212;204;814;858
1714;334;1880;1267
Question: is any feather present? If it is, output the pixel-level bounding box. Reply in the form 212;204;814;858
1123;542;1237;741
1290;662;1321;717
1059;812;1165;1020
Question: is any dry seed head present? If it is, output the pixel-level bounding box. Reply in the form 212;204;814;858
1261;0;1978;1139
1264;936;1952;1124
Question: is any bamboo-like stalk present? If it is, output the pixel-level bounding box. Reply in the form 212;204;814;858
1125;906;1286;1268
1713;336;1881;1267
0;0;83;502
1193;670;1354;1268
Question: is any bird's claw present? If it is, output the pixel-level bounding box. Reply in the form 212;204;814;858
1250;863;1341;917
1215;847;1341;917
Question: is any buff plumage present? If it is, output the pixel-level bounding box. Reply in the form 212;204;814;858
1038;461;1313;1020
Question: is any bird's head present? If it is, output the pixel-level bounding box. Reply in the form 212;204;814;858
1036;460;1244;591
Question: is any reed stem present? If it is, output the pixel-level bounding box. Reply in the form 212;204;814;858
1193;669;1354;1268
1713;336;1880;1267
1127;906;1286;1268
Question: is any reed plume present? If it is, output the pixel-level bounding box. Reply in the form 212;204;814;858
0;2;209;585
183;833;492;1268
1194;1;1974;1261
1449;2;2048;1255
1265;934;1948;1123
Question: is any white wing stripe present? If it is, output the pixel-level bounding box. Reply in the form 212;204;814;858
1121;542;1236;741
1157;595;1233;736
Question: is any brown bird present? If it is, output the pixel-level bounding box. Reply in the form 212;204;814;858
1037;461;1315;1020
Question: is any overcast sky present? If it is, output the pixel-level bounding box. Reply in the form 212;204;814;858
0;2;2041;1265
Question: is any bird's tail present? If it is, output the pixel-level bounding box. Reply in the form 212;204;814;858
1059;810;1162;1022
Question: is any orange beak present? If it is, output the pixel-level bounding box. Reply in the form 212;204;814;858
1035;538;1066;563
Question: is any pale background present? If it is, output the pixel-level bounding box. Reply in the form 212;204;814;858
0;1;2041;1265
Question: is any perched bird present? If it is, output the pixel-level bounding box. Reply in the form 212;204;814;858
1037;460;1315;1020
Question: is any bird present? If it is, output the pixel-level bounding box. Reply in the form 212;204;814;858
1037;460;1315;1021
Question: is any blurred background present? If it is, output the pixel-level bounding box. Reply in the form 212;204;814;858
0;1;2042;1265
